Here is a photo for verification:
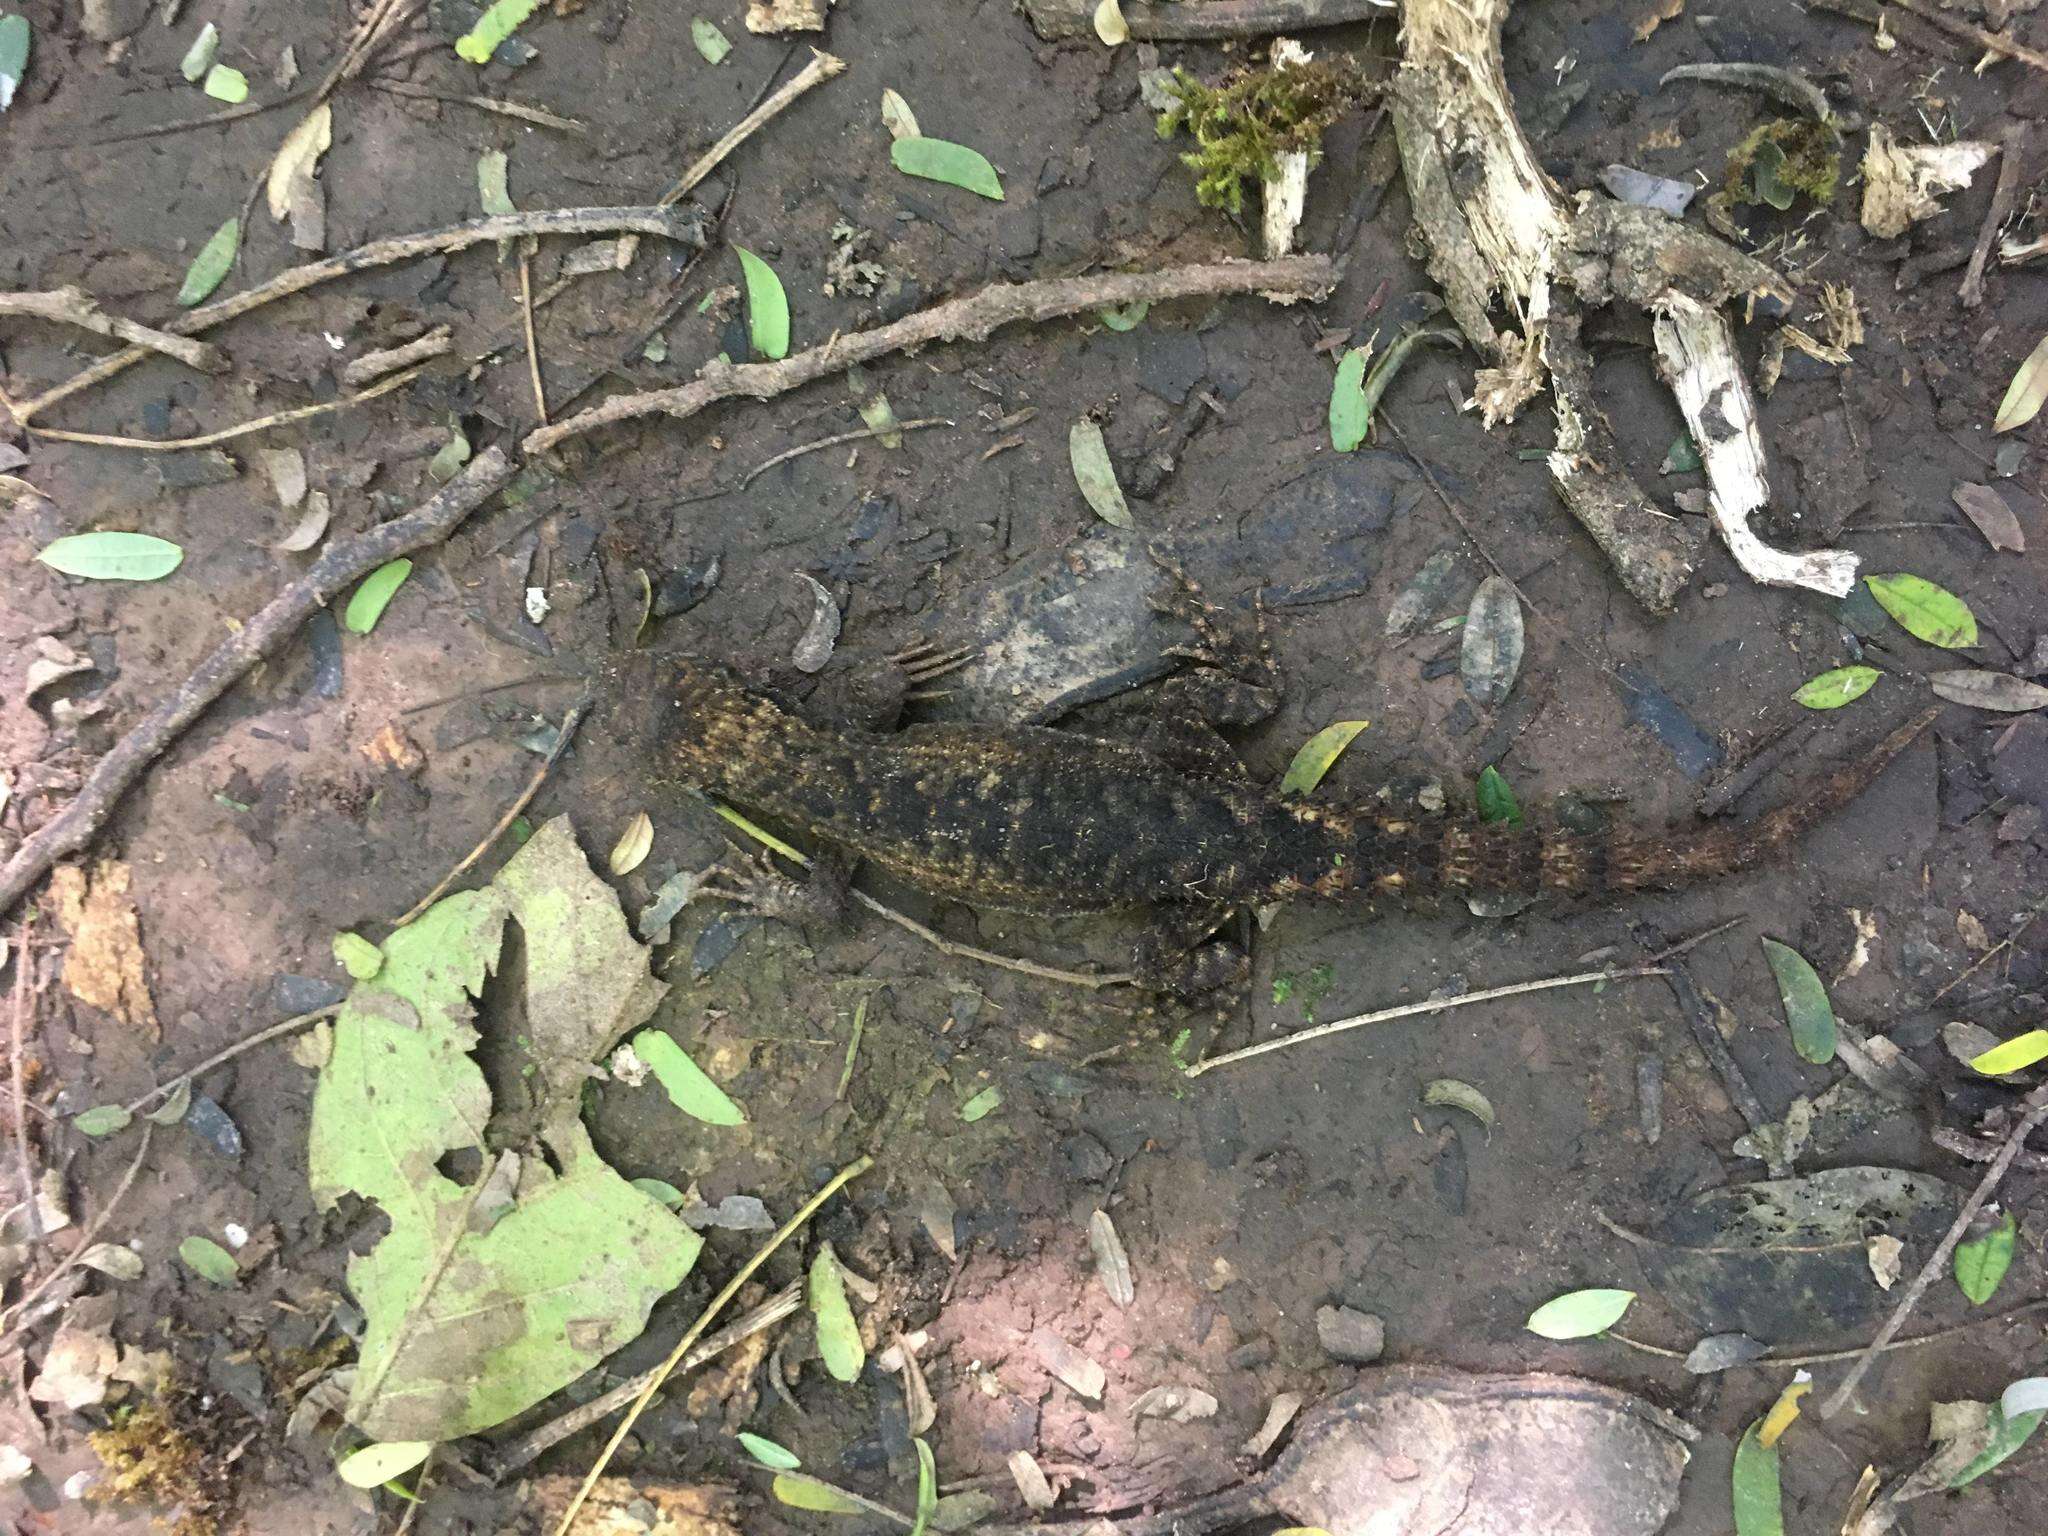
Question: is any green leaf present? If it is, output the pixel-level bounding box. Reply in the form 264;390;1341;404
1955;1212;2016;1305
1329;345;1371;452
74;1105;133;1137
890;136;1005;200
1524;1287;1634;1339
1475;764;1523;826
177;217;240;306
734;245;789;361
1098;300;1148;331
691;17;731;63
773;1474;866;1513
1994;331;2048;434
910;1437;938;1536
307;819;701;1440
0;13;31;112
179;1235;240;1286
1760;938;1836;1064
178;22;217;82
632;1028;746;1125
1731;1421;1784;1536
344;558;413;634
1971;1029;2048;1075
1793;665;1879;710
477;149;514;218
142;1079;192;1127
959;1085;1001;1122
1279;720;1370;795
809;1242;866;1382
1068;420;1132;529
630;1177;685;1207
1865;573;1978;649
1950;1405;2044;1487
1663;432;1703;473
338;1441;432;1489
737;1431;801;1470
333;932;383;981
202;63;248;102
455;0;541;64
36;531;184;581
427;428;472;483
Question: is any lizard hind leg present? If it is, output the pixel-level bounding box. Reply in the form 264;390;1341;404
1143;540;1283;728
1131;903;1247;1001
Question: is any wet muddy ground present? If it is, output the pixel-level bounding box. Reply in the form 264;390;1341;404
2;1;2046;1533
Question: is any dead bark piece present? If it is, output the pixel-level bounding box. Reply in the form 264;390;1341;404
1022;0;1393;40
46;861;157;1036
746;0;825;32
1860;125;1999;239
1262;39;1315;258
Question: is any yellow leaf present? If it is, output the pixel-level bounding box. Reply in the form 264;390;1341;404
1994;332;2048;434
1758;1376;1812;1448
266;102;332;221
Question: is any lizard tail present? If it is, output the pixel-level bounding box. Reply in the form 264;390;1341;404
1351;708;1939;903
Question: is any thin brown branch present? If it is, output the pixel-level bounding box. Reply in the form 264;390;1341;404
0;450;516;921
737;417;956;490
0;289;229;373
1818;1083;2048;1417
366;80;587;134
1932;1125;2048;1173
525;256;1338;456
1962;126;2027;308
339;325;454;389
519;252;548;425
1881;0;2048;73
121;1004;341;1120
1932;900;2046;1001
1607;1297;2048;1371
13;207;703;425
28;364;422;451
8;919;35;1241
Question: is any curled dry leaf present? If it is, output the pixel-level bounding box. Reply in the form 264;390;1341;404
1866;1233;1904;1291
1031;1329;1105;1400
791;572;841;673
257;447;308;508
77;1242;145;1281
1008;1450;1057;1512
25;637;92;701
1068;419;1133;529
27;1324;117;1410
1859;126;1997;240
1088;1209;1134;1308
608;811;654;876
1093;0;1129;47
266;103;332;252
1683;1333;1769;1374
1244;1392;1305;1456
1422;1078;1496;1131
1996;332;2048;435
270;492;331;553
894;1330;936;1435
880;87;920;141
1459;576;1524;708
916;1180;958;1262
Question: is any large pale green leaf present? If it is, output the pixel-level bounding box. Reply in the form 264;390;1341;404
37;531;183;581
737;1432;801;1470
1865;573;1977;649
1760;938;1835;1064
891;136;1004;199
1067;420;1132;529
307;818;699;1441
1971;1030;2048;1075
735;246;789;361
338;1441;431;1488
344;558;412;634
633;1029;746;1125
1793;665;1878;710
1525;1288;1633;1339
1731;1422;1784;1536
810;1242;866;1382
1954;1212;2016;1305
773;1474;866;1513
1329;346;1371;452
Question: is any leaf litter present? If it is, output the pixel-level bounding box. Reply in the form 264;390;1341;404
305;817;702;1441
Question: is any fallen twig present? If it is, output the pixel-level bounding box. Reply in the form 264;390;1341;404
14;208;703;425
519;252;548;425
1932;899;2046;1001
1880;0;2048;73
1607;1296;2048;1371
1183;965;1670;1077
1022;0;1393;39
340;325;454;388
0;1123;153;1345
737;417;955;490
367;79;587;134
7;919;35;1241
551;1156;875;1536
1961;126;2026;308
492;1282;803;1475
391;697;589;928
1819;1082;2048;1417
525;256;1337;455
0;289;228;374
1933;1125;2048;1174
120;1004;341;1121
28;364;423;451
0;450;516;921
1655;955;1772;1135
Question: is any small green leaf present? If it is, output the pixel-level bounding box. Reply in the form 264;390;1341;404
74;1105;134;1137
1994;331;2048;434
1971;1029;2048;1075
1731;1421;1784;1536
734;245;789;361
177;217;241;306
1950;1404;2045;1487
630;1177;685;1207
1794;665;1880;710
477;149;514;218
0;13;33;112
202;64;248;103
1068;419;1132;529
910;1437;938;1536
338;1440;433;1489
1865;573;1978;649
427;428;472;483
773;1474;865;1513
737;1431;801;1470
179;22;218;82
1663;431;1703;473
333;932;383;980
143;1079;193;1127
1279;720;1370;795
632;1028;746;1125
179;1235;240;1286
343;558;413;634
1475;764;1523;826
691;17;731;63
1329;346;1371;452
455;0;541;64
1098;300;1149;332
809;1242;866;1382
959;1085;1001;1122
1525;1287;1634;1339
891;136;1005;200
37;531;184;581
1955;1212;2017;1305
1760;938;1836;1065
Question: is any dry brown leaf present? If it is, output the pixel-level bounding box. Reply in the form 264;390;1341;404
47;861;157;1036
893;1329;936;1435
265;102;332;252
361;722;426;776
1956;910;1991;951
1860;126;1998;239
1633;0;1685;43
684;1319;774;1421
27;1324;117;1411
1008;1450;1057;1511
1866;1233;1904;1290
1951;483;2026;553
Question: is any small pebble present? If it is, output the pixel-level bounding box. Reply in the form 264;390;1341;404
1315;1305;1385;1364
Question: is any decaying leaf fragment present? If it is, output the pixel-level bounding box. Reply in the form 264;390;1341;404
746;0;825;33
1859;126;1997;240
306;817;700;1441
47;861;158;1037
265;103;332;251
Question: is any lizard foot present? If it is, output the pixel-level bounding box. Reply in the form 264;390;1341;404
691;848;853;927
1144;540;1282;728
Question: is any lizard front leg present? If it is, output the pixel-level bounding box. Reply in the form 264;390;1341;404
1132;902;1247;1001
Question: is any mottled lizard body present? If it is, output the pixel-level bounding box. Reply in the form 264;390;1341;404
614;654;1934;989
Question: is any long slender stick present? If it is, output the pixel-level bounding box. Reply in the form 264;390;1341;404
1184;966;1669;1077
1880;0;2048;72
7;919;35;1240
1818;1083;2048;1417
519;252;548;425
0;450;516;919
119;1004;340;1119
1607;1296;2048;1370
524;256;1338;455
28;364;422;451
0;290;228;373
1961;126;2026;308
551;1156;875;1536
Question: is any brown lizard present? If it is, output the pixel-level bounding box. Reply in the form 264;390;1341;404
605;649;1938;995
